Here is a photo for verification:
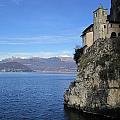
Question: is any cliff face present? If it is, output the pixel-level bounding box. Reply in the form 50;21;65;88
64;38;120;117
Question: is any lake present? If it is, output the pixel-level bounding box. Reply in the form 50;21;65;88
0;73;109;120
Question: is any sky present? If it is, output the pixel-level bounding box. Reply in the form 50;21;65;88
0;0;110;59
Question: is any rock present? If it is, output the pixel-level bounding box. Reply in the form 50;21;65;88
64;38;120;118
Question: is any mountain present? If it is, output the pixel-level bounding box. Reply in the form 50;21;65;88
0;57;76;72
0;62;33;72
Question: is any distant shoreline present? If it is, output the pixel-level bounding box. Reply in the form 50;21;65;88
0;71;76;74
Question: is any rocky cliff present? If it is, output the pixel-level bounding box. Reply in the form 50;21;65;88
64;38;120;118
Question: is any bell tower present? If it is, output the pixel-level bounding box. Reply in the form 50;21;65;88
93;5;108;41
110;0;120;22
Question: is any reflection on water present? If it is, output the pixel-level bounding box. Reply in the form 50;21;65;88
64;108;85;120
64;107;117;120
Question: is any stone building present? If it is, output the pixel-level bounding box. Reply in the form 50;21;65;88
82;0;120;48
110;0;120;22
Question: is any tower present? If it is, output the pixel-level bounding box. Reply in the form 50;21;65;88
93;5;108;41
110;0;120;22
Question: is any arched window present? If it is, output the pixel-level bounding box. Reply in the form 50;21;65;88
111;32;117;38
118;33;120;37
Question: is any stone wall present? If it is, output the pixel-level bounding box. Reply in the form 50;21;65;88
106;22;120;38
93;7;108;41
110;0;120;22
83;31;93;47
64;37;120;117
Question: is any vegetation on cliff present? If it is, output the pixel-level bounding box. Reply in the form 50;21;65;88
64;38;120;118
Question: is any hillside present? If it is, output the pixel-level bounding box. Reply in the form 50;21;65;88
0;62;33;72
0;57;76;73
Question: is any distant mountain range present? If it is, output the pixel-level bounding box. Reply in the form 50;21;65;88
0;57;76;73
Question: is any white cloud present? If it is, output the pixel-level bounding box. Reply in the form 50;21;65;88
0;25;85;46
11;0;23;4
0;0;9;7
0;35;80;45
0;0;23;7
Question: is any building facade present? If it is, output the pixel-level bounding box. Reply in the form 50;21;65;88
110;0;120;22
82;0;120;48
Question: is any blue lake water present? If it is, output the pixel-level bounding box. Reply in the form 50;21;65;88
0;73;108;120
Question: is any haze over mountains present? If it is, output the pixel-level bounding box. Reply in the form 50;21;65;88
0;57;76;73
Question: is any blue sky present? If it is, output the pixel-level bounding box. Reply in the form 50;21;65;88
0;0;110;59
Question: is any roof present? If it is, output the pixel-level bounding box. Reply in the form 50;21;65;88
93;5;108;13
81;24;93;37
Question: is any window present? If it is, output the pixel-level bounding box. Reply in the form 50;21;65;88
102;11;104;15
104;25;106;28
118;33;120;37
95;13;97;17
111;24;113;28
111;32;117;38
